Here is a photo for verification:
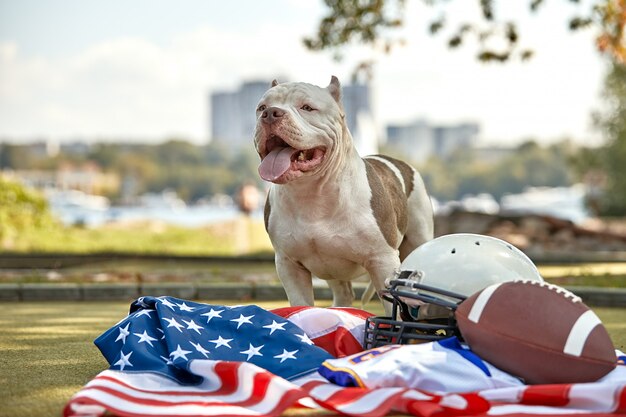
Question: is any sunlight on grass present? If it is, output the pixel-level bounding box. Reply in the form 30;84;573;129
7;332;98;341
539;263;626;278
7;218;273;256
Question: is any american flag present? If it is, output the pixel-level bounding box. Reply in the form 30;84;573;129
95;296;332;382
64;297;626;417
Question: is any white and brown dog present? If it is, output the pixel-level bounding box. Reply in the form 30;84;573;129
255;76;433;309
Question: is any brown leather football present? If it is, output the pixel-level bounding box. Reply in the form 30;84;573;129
456;280;616;384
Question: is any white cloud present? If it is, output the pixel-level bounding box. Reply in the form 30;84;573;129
0;23;351;142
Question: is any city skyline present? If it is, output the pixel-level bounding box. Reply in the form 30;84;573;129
0;0;608;146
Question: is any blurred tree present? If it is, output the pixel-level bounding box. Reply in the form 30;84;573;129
88;143;121;170
0;144;36;169
593;61;626;215
0;177;58;248
230;147;265;189
305;0;626;77
417;140;574;201
155;139;205;167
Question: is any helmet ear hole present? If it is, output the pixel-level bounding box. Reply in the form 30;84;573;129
451;248;456;254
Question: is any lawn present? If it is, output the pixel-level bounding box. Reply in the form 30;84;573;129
1;300;626;417
4;217;274;256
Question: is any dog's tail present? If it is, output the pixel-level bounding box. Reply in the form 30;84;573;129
360;281;378;309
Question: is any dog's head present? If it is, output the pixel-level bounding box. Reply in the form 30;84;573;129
254;76;348;184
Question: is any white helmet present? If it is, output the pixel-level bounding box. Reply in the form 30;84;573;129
365;233;544;348
397;233;543;308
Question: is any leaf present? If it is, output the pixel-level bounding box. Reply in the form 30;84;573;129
530;0;545;12
520;49;534;61
429;17;445;34
506;22;518;43
448;35;462;48
569;16;593;30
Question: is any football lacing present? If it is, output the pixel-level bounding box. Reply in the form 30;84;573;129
514;279;582;303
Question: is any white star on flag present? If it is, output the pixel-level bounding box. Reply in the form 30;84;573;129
201;308;224;323
115;323;130;344
240;343;264;360
209;335;233;349
295;333;315;345
169;344;192;361
231;314;254;329
163;317;184;332
133;309;154;318
182;319;203;334
176;302;195;312
274;349;298;363
159;355;173;366
159;297;177;310
133;330;158;347
263;320;287;335
114;350;133;370
190;341;210;358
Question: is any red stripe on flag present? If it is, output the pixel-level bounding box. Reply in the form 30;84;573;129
520;384;572;407
313;326;365;357
270;306;311;318
314;387;407;417
63;365;308;417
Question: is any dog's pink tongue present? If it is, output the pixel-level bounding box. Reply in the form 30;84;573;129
258;146;298;181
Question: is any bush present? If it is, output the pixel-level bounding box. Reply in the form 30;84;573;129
0;177;58;248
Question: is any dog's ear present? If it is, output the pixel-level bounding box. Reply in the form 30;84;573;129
271;79;279;88
327;75;341;103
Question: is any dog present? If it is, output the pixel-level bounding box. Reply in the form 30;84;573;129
254;76;433;309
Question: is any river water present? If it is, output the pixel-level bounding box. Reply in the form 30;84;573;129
51;204;263;228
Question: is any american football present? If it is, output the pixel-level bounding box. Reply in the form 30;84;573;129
456;280;616;384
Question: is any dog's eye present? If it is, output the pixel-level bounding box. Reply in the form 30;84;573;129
257;104;267;112
301;104;314;112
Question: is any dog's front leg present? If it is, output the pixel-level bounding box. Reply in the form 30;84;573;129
365;255;400;316
275;253;314;306
327;280;354;307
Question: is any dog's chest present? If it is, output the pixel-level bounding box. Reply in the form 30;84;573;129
269;203;377;280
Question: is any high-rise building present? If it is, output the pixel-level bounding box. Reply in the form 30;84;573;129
386;119;435;164
210;81;269;147
342;83;379;156
386;120;480;164
433;123;479;158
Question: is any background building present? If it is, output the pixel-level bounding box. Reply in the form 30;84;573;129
210;81;268;148
341;83;379;156
386;120;480;164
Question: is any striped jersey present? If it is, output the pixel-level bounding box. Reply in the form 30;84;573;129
319;337;524;393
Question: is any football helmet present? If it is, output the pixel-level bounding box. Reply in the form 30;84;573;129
364;233;543;348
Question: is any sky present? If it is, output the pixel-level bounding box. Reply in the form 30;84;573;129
0;0;610;147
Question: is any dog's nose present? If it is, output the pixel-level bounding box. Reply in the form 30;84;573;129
261;107;285;124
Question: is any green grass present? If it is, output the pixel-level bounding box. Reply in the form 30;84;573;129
0;301;291;417
4;218;273;256
540;264;626;287
1;301;625;417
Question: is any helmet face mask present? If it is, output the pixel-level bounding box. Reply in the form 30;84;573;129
364;233;544;349
364;276;467;348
